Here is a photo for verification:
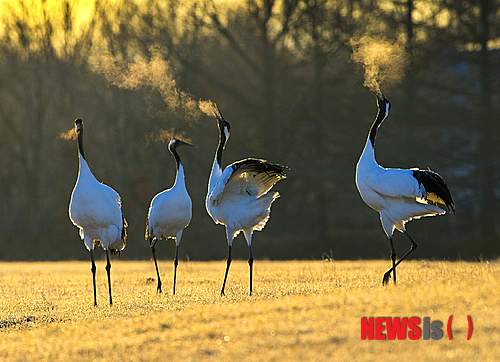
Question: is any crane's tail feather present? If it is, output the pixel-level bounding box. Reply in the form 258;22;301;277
122;216;128;241
110;216;128;256
145;218;153;245
412;169;455;213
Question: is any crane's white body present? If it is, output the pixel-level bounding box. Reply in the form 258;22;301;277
69;153;126;252
206;159;279;245
147;164;192;245
356;140;445;237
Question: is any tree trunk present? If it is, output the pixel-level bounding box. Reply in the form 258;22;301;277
403;0;415;154
312;19;328;242
478;0;496;244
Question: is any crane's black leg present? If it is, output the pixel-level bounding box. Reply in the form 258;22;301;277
90;249;97;306
382;237;397;286
151;242;162;293
173;244;179;295
396;232;418;267
105;249;113;305
220;245;232;296
248;244;254;296
382;232;418;285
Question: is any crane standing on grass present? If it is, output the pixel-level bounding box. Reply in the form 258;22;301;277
146;137;193;295
69;118;128;306
205;104;288;296
355;94;455;285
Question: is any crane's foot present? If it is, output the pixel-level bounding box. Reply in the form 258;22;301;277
382;271;392;286
157;282;162;294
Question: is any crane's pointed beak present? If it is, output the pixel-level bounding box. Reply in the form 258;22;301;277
178;140;194;148
374;91;385;102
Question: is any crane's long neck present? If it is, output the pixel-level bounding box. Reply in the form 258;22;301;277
76;131;96;182
78;152;93;178
77;130;86;160
368;106;387;147
208;127;226;192
360;105;388;166
215;127;226;169
170;147;186;190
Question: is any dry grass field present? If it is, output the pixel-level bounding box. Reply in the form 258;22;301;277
0;260;498;361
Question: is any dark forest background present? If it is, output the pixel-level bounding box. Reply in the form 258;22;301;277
0;0;498;261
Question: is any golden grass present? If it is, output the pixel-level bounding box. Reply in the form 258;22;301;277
0;260;498;361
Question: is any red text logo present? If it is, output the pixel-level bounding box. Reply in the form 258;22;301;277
360;315;473;341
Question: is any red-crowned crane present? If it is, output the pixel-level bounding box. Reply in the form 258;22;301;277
146;138;193;295
69;119;127;306
355;94;454;285
205;105;288;296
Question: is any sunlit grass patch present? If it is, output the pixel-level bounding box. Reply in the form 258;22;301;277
0;260;498;361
